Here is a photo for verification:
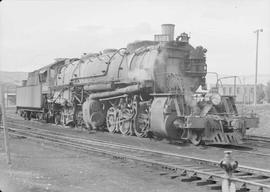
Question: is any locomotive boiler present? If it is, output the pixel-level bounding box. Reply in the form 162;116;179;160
16;24;259;145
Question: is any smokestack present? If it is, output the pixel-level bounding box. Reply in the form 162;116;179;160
161;24;175;41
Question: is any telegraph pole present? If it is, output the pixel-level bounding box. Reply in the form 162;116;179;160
0;85;11;164
253;29;263;106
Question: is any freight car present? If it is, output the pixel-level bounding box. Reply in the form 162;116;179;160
16;24;259;145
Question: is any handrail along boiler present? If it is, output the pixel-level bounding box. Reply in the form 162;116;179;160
16;24;259;145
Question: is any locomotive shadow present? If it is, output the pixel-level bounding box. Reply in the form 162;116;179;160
207;144;253;151
165;139;193;147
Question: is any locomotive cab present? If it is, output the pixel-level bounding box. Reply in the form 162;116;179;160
16;59;68;122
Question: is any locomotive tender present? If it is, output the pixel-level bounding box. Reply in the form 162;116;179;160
16;24;258;145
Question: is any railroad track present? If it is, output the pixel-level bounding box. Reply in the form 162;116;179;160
244;135;270;143
242;135;270;151
6;110;270;147
1;121;270;191
6;114;270;159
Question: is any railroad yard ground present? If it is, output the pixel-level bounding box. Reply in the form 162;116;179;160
0;134;211;192
1;105;270;192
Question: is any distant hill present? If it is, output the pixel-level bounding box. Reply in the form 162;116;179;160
0;71;28;92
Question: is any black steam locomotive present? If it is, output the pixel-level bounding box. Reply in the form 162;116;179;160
16;24;259;145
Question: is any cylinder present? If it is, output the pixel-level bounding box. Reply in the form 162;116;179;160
161;24;175;41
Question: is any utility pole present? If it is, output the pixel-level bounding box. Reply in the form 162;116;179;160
6;86;8;108
0;85;11;164
253;29;263;107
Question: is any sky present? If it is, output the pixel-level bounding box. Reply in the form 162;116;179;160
0;0;269;83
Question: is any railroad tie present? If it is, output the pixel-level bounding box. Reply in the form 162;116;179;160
236;183;250;192
180;170;187;176
195;176;216;186
181;172;201;182
233;172;252;177
159;172;169;176
237;175;266;180
169;173;180;179
206;184;222;191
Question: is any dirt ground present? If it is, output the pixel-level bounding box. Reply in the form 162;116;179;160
0;135;211;192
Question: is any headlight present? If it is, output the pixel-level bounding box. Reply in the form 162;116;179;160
211;93;221;105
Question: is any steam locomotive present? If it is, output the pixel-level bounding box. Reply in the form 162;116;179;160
16;24;259;145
